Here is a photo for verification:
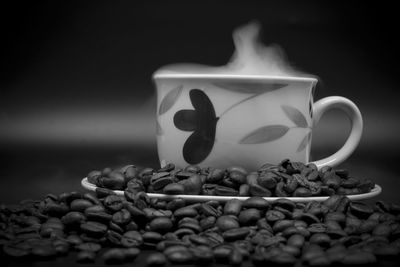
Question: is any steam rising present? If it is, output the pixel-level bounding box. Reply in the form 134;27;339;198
154;22;309;77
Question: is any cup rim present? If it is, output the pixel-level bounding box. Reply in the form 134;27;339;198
152;73;318;83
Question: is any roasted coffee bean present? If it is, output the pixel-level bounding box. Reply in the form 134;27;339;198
293;187;312;197
224;199;242;216
85;211;112;223
266;210;285;222
200;216;216;230
106;230;122;245
77;250;96;262
340;250;377;265
166;249;193;263
100;171;126;190
249;184;271;197
142;231;163;244
181;175;203;195
87;170;102;185
216;216;239;231
239;208;261;225
223;227;250;241
147;252;167;266
174;206;198;218
349;201;374;218
61;211;86;225
163;183;185;194
257;171;278;189
152;177;174;191
76;242;102;252
3;243;31;257
275;182;289;197
120;230;142;247
214;185;239;196
273;219;294;232
112;209;131;225
124;247;140;259
243;196;270;210
80;221;107;237
190;245;214;262
103;195;124;212
149;217;173;233
70;199;93;212
102;248;126;263
213;245;233;262
309;233;331;247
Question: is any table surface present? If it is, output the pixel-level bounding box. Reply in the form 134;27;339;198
1;144;400;266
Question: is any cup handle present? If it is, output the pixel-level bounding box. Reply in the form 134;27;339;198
310;96;363;168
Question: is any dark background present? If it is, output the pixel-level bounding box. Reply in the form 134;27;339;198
1;0;400;203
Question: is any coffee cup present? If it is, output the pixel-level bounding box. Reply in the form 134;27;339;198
153;73;362;171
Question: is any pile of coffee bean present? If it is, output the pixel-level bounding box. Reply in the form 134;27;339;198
1;188;400;266
88;159;375;197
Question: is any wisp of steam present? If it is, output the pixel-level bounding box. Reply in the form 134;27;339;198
154;22;311;77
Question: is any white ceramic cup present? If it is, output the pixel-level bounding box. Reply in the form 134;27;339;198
153;74;363;171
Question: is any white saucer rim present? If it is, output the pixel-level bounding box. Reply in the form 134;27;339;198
81;177;382;203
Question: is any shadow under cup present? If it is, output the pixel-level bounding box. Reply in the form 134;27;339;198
154;74;321;171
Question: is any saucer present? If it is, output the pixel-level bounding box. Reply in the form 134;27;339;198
81;177;382;203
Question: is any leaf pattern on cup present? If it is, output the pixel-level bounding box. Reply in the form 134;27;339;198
297;131;312;152
173;89;218;164
213;82;287;94
239;125;289;144
158;85;183;115
281;105;308;128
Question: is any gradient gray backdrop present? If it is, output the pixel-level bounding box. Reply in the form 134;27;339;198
1;0;399;203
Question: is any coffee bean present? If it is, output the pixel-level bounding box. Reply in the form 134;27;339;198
340;250;377;265
309;233;331;247
213;245;233;262
373;224;392;236
174;207;198;218
239;208;261;225
31;245;57;258
87;170;102;185
216;216;239;231
77;242;102;252
103;195;124;212
181;175;203;195
223;227;250;241
349;201;374;218
62;211;86;225
123;247;140;259
120;230;142;247
112;209;131;225
214;185;239;196
76;250;96;262
166;250;193;263
243;196;270;210
147;252;167;266
152;177;174;191
266;210;285;223
257;171;278;189
149;217;173;233
80;221;107;237
70;199;93;212
85;211;112;223
102;248;126;263
224;199;242;216
293;187;312;197
189;245;214;262
200;216;216;230
249;184;271;197
163;183;185;194
143;231;163;244
3;243;31;257
273;220;294;232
